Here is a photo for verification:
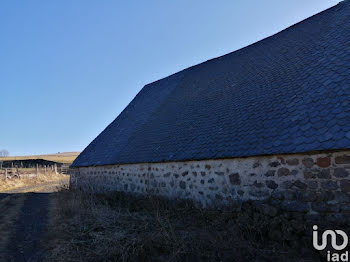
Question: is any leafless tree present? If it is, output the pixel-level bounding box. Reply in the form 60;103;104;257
0;149;9;157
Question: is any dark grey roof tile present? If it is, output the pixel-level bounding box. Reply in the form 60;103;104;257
72;2;350;167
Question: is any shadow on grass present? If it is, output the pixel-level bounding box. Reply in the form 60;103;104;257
45;189;327;262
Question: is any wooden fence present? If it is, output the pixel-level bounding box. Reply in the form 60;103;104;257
0;163;70;179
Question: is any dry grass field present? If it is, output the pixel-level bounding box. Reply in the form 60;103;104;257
0;152;79;164
0;173;69;193
0;164;70;193
45;190;322;262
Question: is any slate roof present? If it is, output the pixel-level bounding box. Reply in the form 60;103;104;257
72;2;350;167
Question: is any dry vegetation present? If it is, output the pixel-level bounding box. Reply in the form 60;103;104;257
0;152;79;164
45;190;320;262
0;173;69;193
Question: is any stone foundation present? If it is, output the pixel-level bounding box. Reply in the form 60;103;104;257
70;150;350;223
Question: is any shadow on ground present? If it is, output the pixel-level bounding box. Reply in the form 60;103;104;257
0;192;51;262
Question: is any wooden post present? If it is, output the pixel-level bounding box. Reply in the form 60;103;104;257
16;167;20;178
5;168;8;180
36;164;39;176
54;164;57;175
44;165;47;175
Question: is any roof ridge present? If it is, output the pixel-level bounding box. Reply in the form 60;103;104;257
184;2;342;71
145;2;342;87
72;2;350;167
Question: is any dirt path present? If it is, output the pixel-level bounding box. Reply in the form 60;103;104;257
0;178;69;261
2;180;66;194
0;193;10;200
4;193;49;261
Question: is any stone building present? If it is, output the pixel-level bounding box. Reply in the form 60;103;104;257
71;2;350;220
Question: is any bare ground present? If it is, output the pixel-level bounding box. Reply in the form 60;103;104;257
0;175;69;261
3;193;50;261
0;194;27;260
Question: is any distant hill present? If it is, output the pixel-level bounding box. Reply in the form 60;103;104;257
0;152;80;164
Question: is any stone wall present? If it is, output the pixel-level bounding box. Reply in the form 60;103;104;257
70;150;350;223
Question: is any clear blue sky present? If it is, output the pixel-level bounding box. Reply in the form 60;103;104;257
0;0;340;156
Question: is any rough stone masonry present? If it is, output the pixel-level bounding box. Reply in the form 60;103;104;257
70;150;350;223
